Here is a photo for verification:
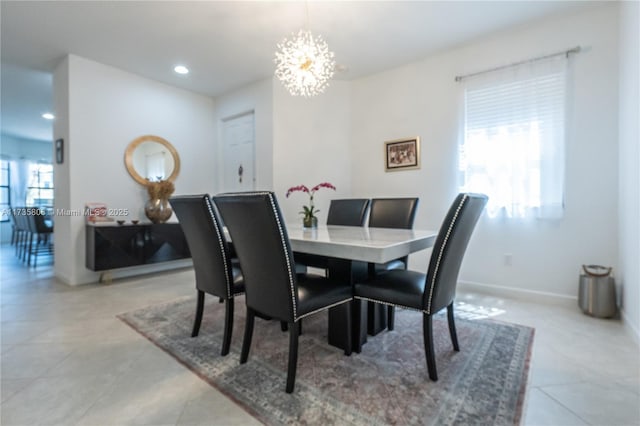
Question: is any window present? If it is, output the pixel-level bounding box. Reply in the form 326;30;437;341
0;160;10;222
26;163;54;207
458;57;567;219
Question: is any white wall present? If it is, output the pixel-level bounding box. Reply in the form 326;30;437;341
618;1;640;339
272;80;352;224
212;78;352;224
214;78;274;193
350;5;620;299
53;55;216;285
53;57;73;282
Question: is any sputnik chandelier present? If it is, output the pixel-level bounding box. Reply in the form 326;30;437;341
274;28;336;97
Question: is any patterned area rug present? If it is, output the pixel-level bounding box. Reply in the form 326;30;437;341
119;296;534;425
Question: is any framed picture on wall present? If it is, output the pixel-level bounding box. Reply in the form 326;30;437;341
384;137;420;172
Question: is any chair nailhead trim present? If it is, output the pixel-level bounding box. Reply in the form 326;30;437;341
425;194;468;314
266;192;298;320
295;297;352;321
205;196;232;299
354;295;427;314
222;191;298;320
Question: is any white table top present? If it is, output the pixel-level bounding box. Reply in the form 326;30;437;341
287;225;438;264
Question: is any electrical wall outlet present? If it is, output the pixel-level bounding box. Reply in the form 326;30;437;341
504;253;513;266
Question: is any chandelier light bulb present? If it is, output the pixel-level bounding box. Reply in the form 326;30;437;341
274;30;336;97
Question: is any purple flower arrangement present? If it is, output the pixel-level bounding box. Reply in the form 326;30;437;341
286;182;336;224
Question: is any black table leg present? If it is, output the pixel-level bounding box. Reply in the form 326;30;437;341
327;258;368;352
353;298;367;352
365;262;388;336
367;301;388;335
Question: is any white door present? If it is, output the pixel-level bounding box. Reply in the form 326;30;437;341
221;112;255;192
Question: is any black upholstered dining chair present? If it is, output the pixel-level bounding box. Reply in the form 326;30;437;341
354;193;488;381
368;197;419;231
170;194;245;356
213;191;353;393
327;198;371;226
367;197;419;330
14;210;30;261
369;197;419;270
296;198;371;273
26;210;53;267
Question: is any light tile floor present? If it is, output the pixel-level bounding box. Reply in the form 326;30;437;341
1;246;639;425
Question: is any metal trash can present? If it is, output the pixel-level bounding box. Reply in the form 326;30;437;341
578;265;617;318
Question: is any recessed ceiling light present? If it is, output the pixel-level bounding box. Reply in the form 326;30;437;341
174;65;189;75
42;113;55;120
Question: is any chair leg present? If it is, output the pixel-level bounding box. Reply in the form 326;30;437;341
387;306;395;331
423;314;438;381
21;231;29;261
447;303;460;351
27;233;34;266
15;230;21;256
32;233;39;268
240;308;255;364
221;298;234;356
24;232;31;261
281;320;302;335
286;321;300;393
191;291;205;337
15;230;22;257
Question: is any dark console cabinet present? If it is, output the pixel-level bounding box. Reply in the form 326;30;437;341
86;223;191;271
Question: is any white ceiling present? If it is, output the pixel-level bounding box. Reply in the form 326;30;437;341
1;1;593;142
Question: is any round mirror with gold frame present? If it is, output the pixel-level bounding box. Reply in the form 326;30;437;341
124;135;181;185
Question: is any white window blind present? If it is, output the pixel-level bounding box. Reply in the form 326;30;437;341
459;56;567;219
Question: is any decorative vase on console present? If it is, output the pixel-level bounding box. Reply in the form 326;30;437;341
144;179;175;224
286;182;336;229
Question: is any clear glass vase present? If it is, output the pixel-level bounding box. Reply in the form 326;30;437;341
303;216;318;229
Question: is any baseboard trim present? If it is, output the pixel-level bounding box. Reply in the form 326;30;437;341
58;259;194;286
54;270;73;286
458;280;578;308
103;259;194;283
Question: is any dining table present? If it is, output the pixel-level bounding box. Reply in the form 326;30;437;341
287;224;438;352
